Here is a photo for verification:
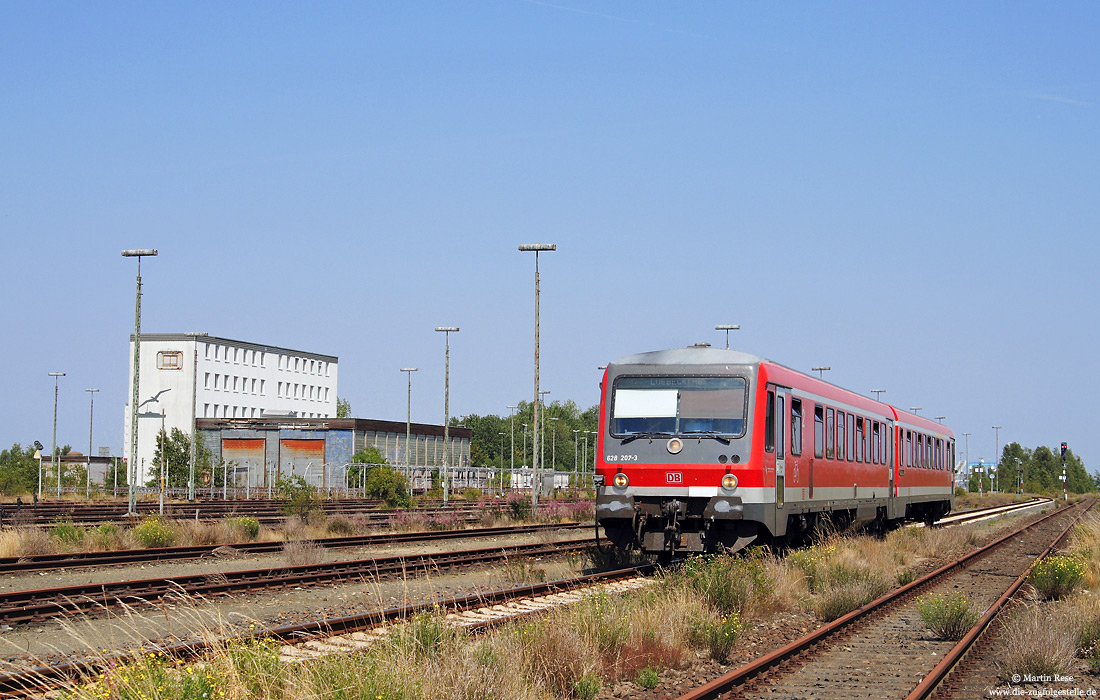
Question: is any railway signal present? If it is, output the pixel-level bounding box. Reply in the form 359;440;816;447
1061;442;1068;459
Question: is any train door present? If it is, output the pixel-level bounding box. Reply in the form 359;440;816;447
768;385;788;508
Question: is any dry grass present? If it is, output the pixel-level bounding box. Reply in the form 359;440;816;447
282;539;324;566
997;602;1079;681
1068;514;1100;591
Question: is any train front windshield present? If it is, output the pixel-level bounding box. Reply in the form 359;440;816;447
610;376;747;437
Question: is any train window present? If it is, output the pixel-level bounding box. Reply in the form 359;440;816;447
837;412;846;461
826;408;835;459
887;427;893;468
765;390;775;453
610;376;748;437
855;417;864;462
790;399;803;456
847;413;855;462
871;422;880;464
777;395;785;460
814;405;824;458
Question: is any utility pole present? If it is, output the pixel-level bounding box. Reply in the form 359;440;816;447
85;388;99;499
435;327;458;505
122;248;157;515
519;243;556;509
48;372;65;501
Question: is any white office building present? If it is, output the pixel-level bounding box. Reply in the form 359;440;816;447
123;333;338;483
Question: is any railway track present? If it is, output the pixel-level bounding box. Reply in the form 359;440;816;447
0;521;589;574
0;564;656;698
675;498;1092;700
0;536;593;626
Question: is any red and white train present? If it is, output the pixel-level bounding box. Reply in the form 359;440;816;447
594;346;955;556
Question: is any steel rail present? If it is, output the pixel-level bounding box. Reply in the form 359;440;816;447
675;499;1089;700
905;500;1091;700
0;564;654;697
0;521;588;574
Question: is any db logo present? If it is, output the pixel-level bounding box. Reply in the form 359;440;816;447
666;472;683;484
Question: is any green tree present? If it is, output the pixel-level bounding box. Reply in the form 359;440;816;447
336;397;351;418
349;446;388;486
147;428;214;489
454;399;599;472
0;443;40;495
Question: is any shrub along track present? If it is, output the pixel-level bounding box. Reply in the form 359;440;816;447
0;537;594;626
0;564;656;698
675;498;1093;700
0;521;588;574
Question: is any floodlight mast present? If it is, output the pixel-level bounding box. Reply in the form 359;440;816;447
518;243;556;509
122;248;157;515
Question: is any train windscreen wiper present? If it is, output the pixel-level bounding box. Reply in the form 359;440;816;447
620;431;673;445
684;431;732;445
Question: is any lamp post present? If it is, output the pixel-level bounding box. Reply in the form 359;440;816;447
909;407;922;414
519;243;555;509
811;366;831;379
992;425;1002;493
85;388;99;499
935;416;946;424
871;389;886;402
122;248;157;515
434;327;458;505
48;372;65;500
401;367;418;484
581;434;588;487
522;423;528;468
714;324;740;349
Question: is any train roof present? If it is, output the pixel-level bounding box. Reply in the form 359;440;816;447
610;346;769;368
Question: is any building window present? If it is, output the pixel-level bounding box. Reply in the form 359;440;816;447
157;351;183;370
204;373;210;389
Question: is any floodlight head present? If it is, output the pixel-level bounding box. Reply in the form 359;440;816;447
518;243;556;252
121;249;158;257
400;367;418;372
434;327;459;332
715;324;740;331
48;372;65;377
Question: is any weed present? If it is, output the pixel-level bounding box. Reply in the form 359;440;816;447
998;603;1078;681
916;592;980;640
1029;554;1085;600
132;516;176;548
574;672;601;700
636;665;660;689
49;519;84;548
503;558;548;585
690;612;744;661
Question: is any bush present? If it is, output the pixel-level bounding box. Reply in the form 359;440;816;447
275;475;321;522
916;592;980;640
323;514;361;536
506;493;533;521
89;523;125;550
673;550;768;617
364;466;411;508
573;673;601;700
636;665;659;689
49;519;84;548
131;516;175;548
224;516;260;541
690;613;744;661
1029;554;1085;600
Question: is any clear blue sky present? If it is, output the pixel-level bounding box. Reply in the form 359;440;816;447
2;2;1097;470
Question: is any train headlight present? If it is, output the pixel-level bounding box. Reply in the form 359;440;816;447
612;472;629;489
667;438;683;454
721;473;738;490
